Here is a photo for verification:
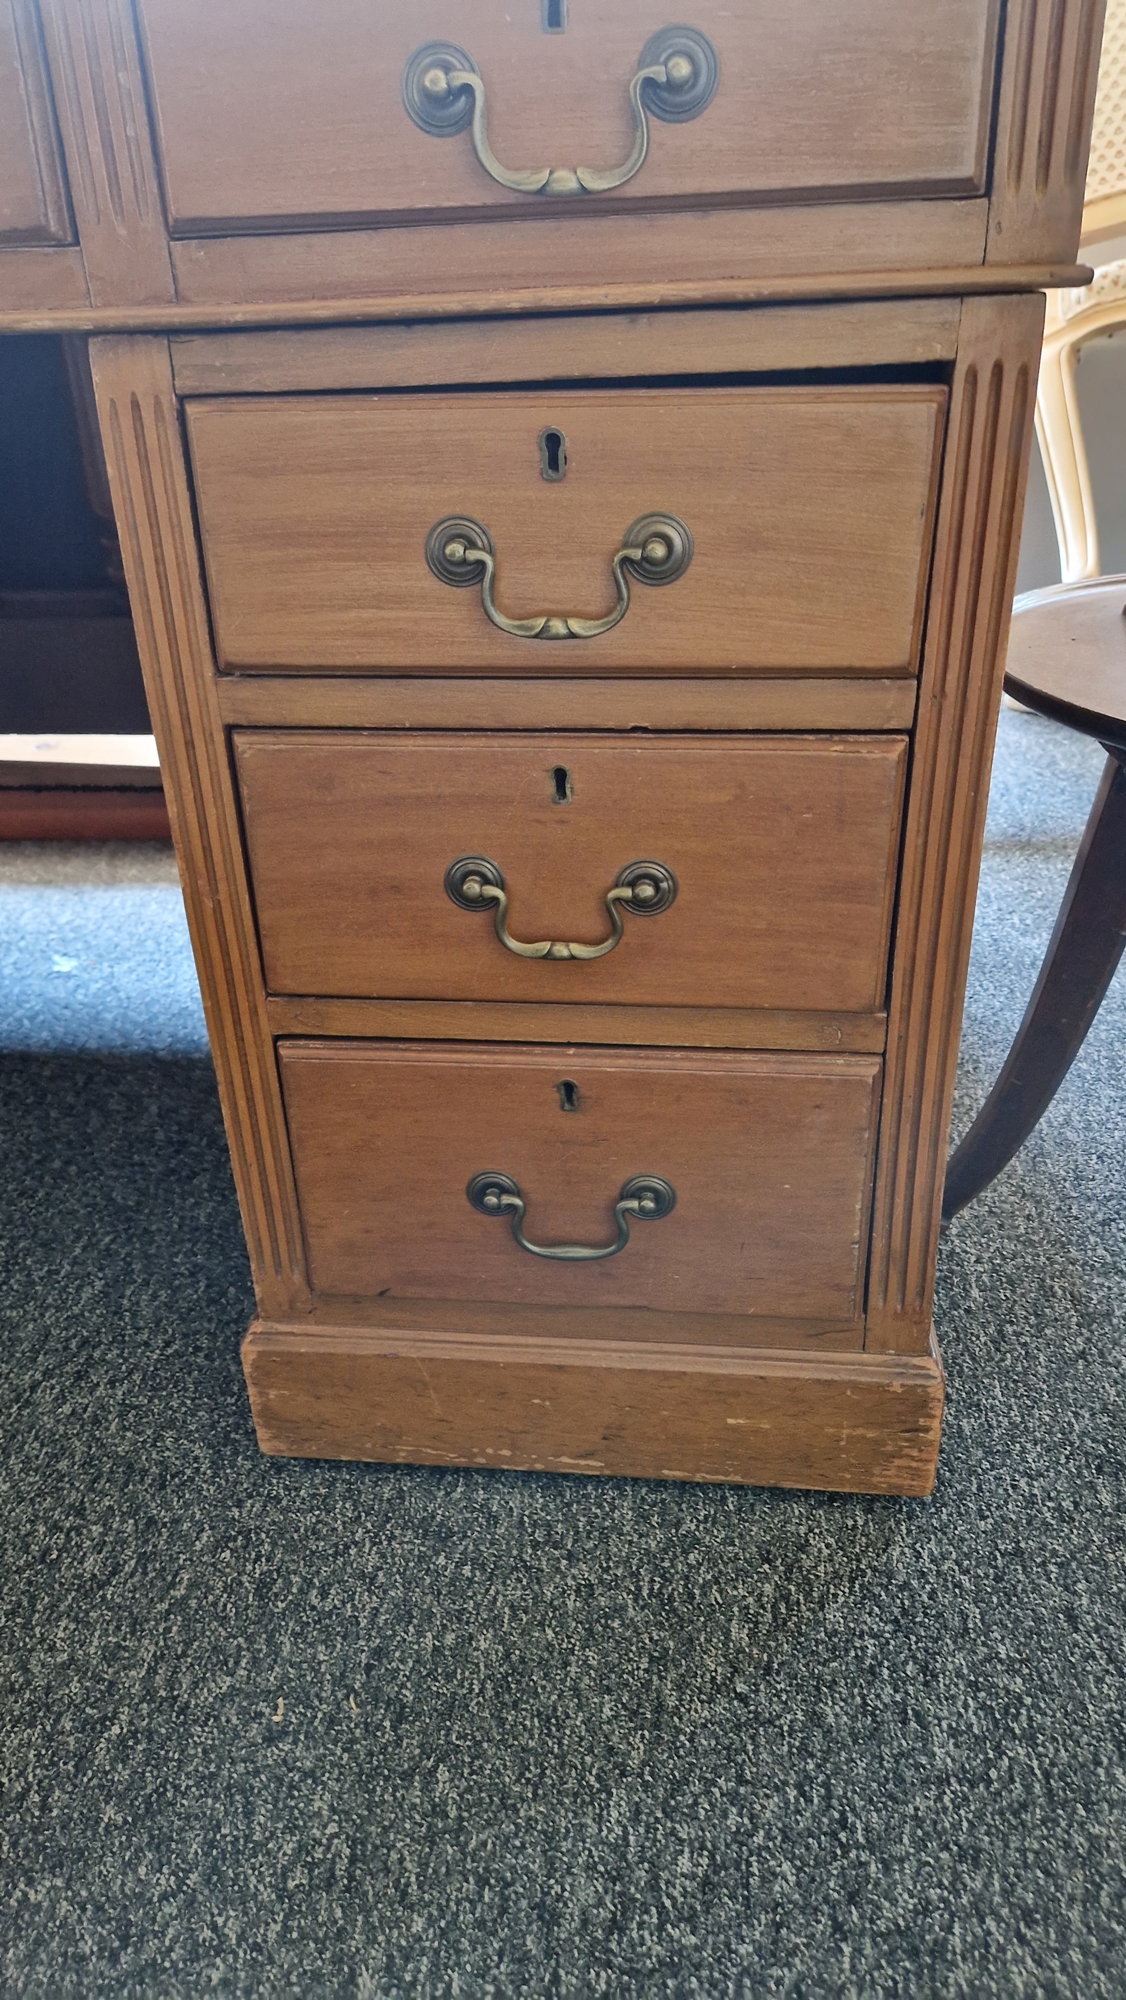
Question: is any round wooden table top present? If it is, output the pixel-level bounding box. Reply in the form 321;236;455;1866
1006;576;1126;755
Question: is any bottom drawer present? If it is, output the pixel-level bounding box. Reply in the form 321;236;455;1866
279;1042;882;1325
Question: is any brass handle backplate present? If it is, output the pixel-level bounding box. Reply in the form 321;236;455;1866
467;1172;676;1260
402;29;718;197
445;855;677;960
426;513;692;642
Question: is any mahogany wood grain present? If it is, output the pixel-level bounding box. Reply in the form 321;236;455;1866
0;0;71;246
241;1320;944;1496
87;334;307;1315
136;0;998;234
866;293;1046;1353
37;0;174;306
235;731;906;1013
188;386;945;676
215;675;919;736
278;1041;882;1323
265;999;887;1057
0;242;87;310
169;299;963;397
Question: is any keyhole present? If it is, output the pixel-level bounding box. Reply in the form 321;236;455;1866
538;427;567;481
542;0;567;29
551;764;571;804
557;1079;580;1112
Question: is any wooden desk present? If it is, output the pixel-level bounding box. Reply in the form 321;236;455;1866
0;0;1107;1494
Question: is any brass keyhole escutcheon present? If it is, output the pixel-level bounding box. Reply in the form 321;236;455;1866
539;426;567;481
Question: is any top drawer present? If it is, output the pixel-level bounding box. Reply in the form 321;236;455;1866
136;0;1000;236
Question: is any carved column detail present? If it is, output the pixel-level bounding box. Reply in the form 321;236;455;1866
89;334;309;1317
866;294;1046;1354
38;0;175;303
989;0;1107;263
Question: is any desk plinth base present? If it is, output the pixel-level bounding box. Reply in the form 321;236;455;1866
242;1318;944;1498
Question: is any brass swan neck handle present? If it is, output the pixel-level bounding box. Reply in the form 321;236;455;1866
426;513;692;642
466;1172;676;1261
402;30;718;197
445;856;677;961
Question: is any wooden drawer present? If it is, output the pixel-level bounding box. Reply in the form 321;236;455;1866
236;731;906;1014
279;1041;882;1323
136;0;999;237
0;1;70;247
188;385;944;675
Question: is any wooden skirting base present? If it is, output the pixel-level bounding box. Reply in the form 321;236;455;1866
0;787;171;840
242;1320;945;1497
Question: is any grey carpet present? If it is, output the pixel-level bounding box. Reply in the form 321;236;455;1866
1;706;1123;1998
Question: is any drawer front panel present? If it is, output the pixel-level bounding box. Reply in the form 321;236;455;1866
236;732;906;1014
280;1041;882;1320
189;386;945;675
0;1;70;246
138;0;999;235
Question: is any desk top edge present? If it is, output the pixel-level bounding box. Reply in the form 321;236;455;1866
0;263;1095;338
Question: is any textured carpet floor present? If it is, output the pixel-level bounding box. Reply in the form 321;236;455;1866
0;707;1123;1997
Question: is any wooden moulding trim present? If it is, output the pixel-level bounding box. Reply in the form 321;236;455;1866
217;664;921;687
88;334;308;1313
214;677;919;734
265;998;888;1055
254;1294;864;1350
168;300;963;394
0;265;1095;335
264;1294;860;1346
866;294;1045;1353
241;1319;945;1496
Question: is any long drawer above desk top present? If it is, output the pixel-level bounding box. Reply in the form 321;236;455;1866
0;4;1099;323
139;0;1001;236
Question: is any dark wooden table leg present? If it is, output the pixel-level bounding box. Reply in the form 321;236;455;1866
943;748;1126;1221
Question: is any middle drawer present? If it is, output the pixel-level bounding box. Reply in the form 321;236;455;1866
188;384;944;675
235;731;906;1013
